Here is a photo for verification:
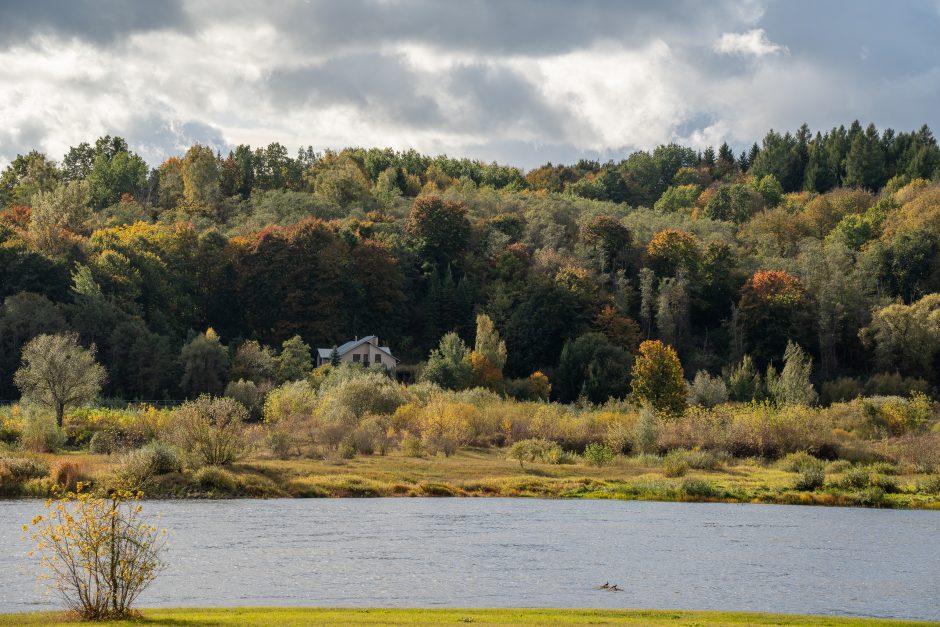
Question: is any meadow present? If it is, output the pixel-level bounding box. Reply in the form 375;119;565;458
2;366;938;508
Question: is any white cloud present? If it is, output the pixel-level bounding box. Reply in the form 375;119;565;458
713;29;788;57
0;1;937;171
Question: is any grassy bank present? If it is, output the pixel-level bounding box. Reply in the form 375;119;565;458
0;608;934;626
15;447;940;508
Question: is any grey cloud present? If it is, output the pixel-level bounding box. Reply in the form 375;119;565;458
249;0;755;56
0;1;188;47
266;53;443;127
121;117;230;166
445;64;566;136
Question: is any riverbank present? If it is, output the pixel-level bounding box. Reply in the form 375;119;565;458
12;448;940;508
0;608;934;626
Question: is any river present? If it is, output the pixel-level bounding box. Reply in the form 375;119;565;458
1;498;937;620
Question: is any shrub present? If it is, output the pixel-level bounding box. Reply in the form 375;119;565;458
777;451;820;473
224;379;271;421
264;431;295;459
663;453;689;477
632;406;660;454
88;430;120;454
794;462;825;491
317;372;409;419
120;443;182;485
852;486;887;507
26;488;166;620
507;438;564;468
671;448;721;470
169;396;249;467
687;371;728;408
837;466;870;489
49;460;89;491
826;459;853;474
869;473;900;494
583;443;615;466
193;465;239;492
400;435;424;458
0;456;48;481
680;478;719;498
263;380;317;424
604;418;635;454
19;407;65;453
918;475;940;495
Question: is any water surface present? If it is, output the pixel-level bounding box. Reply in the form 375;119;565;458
1;498;937;620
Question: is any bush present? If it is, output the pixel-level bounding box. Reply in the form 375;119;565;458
669;448;722;470
794;462;825;491
264;431;295;459
869;473;900;494
632;406;660;454
224;379;271;421
0;456;49;493
169;396;249;468
826;459;853;474
49;460;89;491
687;371;728;408
918;475;940;495
400;435;424;458
507;438;564;468
583;443;615;466
663;453;689;477
19;407;65;453
120;442;182;485
777;451;820;473
680;478;719;498
193;465;238;492
837;466;871;489
88;430;120;454
26;488;166;620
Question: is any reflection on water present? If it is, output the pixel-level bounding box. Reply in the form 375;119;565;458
1;498;938;620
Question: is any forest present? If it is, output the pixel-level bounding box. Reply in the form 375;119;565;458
2;120;940;405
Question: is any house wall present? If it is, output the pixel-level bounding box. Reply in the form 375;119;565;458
339;343;392;368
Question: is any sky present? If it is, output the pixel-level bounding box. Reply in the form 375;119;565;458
1;0;939;171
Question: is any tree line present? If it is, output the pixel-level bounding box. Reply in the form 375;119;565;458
1;120;940;403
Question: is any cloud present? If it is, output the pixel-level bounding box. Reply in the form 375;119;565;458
713;29;788;57
0;1;187;47
0;0;938;170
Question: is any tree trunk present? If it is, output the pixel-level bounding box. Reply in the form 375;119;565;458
56;404;64;429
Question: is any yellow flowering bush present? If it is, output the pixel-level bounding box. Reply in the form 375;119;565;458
25;486;167;620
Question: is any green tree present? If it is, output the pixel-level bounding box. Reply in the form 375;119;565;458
229;340;275;384
766;341;818;406
630;339;687;415
181;144;221;210
28;180;91;255
421;332;473;390
180;328;229;397
14;332;106;427
275;335;313;383
727;355;763;402
554;332;631;403
405;196;470;271
844;123;887;190
86;138;148;209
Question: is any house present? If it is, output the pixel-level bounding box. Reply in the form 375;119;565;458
316;335;399;370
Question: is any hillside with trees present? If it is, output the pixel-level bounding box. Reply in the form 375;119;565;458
2;122;940;404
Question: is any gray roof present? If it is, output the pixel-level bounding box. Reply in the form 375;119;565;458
317;336;398;362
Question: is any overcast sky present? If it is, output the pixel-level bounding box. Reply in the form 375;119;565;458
1;0;939;170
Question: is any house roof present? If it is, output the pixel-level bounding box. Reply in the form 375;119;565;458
317;335;399;362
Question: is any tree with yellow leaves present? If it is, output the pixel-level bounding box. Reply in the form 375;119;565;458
25;486;166;620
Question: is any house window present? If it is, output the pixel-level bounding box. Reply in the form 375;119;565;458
375;354;382;364
353;354;361;362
